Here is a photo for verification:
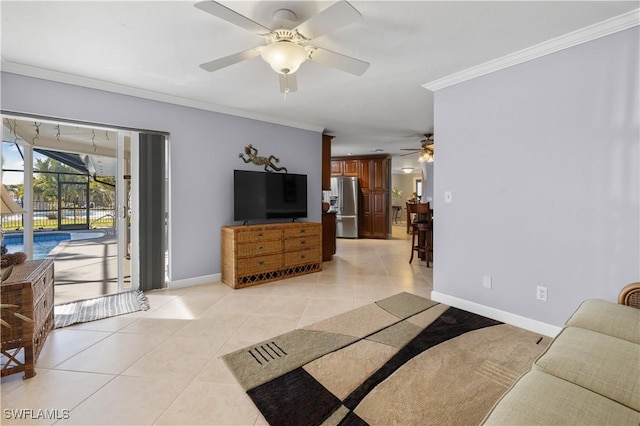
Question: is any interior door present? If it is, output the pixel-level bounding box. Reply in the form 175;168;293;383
116;131;139;292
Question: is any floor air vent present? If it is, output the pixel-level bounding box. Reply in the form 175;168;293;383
248;342;287;365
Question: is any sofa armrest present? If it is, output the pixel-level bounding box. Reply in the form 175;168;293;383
618;282;640;308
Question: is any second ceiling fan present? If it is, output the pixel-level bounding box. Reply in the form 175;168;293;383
194;0;370;94
400;134;435;162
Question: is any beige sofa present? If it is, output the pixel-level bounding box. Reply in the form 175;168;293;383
483;297;640;425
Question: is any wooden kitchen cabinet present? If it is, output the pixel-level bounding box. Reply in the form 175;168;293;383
322;212;337;261
330;154;391;239
343;160;359;176
322;135;333;190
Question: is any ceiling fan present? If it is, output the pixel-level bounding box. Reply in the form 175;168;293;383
194;0;370;94
400;133;434;162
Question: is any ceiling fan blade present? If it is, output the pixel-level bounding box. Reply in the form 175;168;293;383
279;73;298;94
308;47;369;76
294;1;362;40
199;48;262;72
399;151;419;157
194;1;272;34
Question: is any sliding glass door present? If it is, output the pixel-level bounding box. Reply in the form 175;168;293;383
2;115;168;301
116;131;139;292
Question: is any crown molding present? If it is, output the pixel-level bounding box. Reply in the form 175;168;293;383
423;9;640;92
0;60;325;133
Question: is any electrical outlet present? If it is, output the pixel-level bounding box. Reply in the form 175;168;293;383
536;286;548;301
483;275;492;289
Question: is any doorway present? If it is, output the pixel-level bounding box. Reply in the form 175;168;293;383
1;115;168;304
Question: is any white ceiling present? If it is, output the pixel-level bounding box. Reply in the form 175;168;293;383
2;1;638;173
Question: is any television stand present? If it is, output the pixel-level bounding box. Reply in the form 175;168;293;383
221;222;322;289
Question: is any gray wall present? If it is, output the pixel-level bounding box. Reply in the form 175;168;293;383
422;161;434;204
391;173;419;206
433;27;639;326
1;72;322;283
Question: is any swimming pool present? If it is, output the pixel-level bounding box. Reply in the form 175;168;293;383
2;231;104;260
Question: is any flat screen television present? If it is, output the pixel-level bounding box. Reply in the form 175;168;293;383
234;170;308;222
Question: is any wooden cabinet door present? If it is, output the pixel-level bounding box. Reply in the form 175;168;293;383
359;191;371;237
330;160;343;176
343;159;358;176
372;158;389;191
322;135;333;189
322;213;336;261
358;159;370;190
371;192;389;238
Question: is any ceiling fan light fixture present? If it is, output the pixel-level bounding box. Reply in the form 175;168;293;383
418;151;434;163
261;41;308;75
401;167;414;173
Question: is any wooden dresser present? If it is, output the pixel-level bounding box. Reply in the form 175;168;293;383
221;222;322;289
1;258;55;379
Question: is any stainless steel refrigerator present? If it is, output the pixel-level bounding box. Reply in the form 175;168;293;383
330;176;359;238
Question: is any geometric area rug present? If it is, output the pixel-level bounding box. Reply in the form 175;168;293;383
222;292;551;426
54;290;149;328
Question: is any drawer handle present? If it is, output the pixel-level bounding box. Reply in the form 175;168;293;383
258;246;263;250
300;254;306;259
300;240;306;245
300;229;306;234
258;260;264;265
257;232;263;237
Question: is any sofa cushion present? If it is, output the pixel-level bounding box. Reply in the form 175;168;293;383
533;326;640;411
483;370;640;425
565;298;640;344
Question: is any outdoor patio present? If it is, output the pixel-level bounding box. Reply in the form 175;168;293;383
48;230;127;305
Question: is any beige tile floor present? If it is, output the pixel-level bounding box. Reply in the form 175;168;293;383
1;225;432;425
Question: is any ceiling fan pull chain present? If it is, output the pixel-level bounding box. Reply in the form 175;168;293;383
283;72;290;99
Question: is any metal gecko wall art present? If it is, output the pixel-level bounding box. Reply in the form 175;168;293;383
239;144;287;173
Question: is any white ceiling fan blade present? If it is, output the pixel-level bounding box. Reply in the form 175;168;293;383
294;1;362;40
194;1;272;34
279;73;298;94
308;47;370;76
199;48;262;72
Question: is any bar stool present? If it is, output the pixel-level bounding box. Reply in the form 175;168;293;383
408;203;433;266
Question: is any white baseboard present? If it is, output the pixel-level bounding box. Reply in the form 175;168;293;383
167;273;221;290
430;291;562;338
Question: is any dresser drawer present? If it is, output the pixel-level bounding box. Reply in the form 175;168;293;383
31;267;53;304
284;225;321;239
284;249;322;267
237;240;282;258
236;229;282;243
284;236;321;252
237;254;283;276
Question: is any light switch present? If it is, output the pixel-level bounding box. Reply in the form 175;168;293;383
483;275;492;289
444;191;452;203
